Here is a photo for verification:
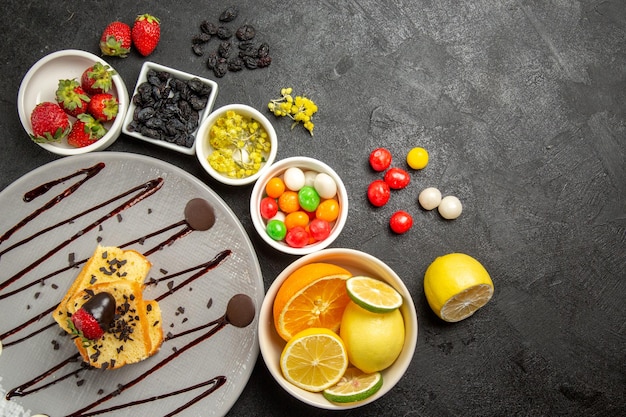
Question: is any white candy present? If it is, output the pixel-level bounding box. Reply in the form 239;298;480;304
303;170;318;187
283;167;305;191
270;210;286;222
418;187;442;210
438;195;463;219
314;173;337;199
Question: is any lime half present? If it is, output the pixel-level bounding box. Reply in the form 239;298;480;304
323;367;383;403
346;276;403;313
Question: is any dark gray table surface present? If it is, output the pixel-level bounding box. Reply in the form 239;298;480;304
1;1;624;416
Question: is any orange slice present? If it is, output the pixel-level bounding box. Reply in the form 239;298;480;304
273;262;352;342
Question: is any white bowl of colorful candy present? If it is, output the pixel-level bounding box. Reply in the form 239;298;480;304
250;157;348;255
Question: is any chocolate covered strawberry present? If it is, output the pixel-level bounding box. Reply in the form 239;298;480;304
100;21;131;57
132;14;161;56
81;62;116;95
29;102;71;143
55;79;90;117
67;114;107;148
70;292;116;341
88;93;119;122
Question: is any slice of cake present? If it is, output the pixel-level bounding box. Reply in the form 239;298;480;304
52;245;163;369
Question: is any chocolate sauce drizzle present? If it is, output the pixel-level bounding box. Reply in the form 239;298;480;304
0;163;104;245
0;177;163;292
0;161;250;416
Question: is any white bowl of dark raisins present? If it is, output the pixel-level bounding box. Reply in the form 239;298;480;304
17;49;129;155
195;104;277;186
122;62;218;155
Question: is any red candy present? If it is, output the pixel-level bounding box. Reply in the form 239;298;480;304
285;226;310;248
389;210;413;234
369;148;392;172
367;179;391;207
308;218;331;241
260;197;278;219
384;167;410;189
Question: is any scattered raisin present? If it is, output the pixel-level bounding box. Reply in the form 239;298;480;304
200;20;218;35
236;25;256;41
219;6;239;22
216;26;232;40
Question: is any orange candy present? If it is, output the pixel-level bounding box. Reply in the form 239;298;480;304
278;191;300;213
284;211;310;230
266;177;286;199
316;198;340;222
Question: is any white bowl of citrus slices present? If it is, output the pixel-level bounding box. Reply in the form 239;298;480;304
258;248;418;409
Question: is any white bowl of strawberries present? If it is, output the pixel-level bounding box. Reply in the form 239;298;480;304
17;49;129;155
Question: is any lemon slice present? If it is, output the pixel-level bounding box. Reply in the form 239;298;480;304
424;253;494;322
280;327;349;392
322;367;383;403
345;276;403;313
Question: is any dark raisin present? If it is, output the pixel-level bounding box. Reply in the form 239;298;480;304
218;41;232;58
257;42;270;58
192;33;211;44
137;107;156;122
206;52;218;70
213;61;228;78
200;20;218;35
219;6;239;22
192;44;204;56
243;56;258;69
257;55;272;68
188;77;212;95
236;25;256;41
216;26;232;40
227;57;244;71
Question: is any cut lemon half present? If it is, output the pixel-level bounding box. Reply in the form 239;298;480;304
280;327;349;392
346;276;403;313
323;367;383;403
273;263;352;342
424;253;494;322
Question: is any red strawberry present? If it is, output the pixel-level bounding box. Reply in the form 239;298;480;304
131;14;161;56
29;102;71;143
67;114;107;148
88;93;119;122
55;79;91;117
81;62;116;95
70;292;116;341
100;21;131;57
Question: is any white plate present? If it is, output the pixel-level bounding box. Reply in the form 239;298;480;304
0;152;263;417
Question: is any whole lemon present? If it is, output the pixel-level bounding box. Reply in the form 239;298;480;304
339;301;405;373
424;253;494;322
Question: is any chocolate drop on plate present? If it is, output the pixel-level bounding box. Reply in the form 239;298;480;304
184;198;216;231
225;294;255;328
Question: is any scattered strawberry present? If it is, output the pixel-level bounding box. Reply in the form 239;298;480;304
29;102;71;143
131;14;161;56
100;21;132;57
88;93;119;122
67;114;107;148
70;292;116;341
81;62;116;95
55;79;91;117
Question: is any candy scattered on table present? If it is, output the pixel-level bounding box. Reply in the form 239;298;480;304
365;146;465;232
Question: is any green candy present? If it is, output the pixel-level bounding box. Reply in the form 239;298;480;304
266;219;287;241
298;185;320;212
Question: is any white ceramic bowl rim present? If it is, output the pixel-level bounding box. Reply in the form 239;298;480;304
249;156;349;255
195;104;278;186
258;248;418;410
17;49;129;156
